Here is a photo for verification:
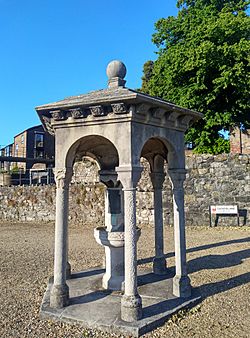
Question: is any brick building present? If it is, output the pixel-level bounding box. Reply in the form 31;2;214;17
230;127;250;154
1;125;55;171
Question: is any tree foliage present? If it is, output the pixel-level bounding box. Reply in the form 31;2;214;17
141;61;154;93
142;0;250;154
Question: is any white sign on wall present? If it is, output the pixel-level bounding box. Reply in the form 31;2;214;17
209;205;239;226
210;205;238;215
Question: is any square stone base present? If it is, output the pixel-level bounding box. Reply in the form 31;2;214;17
40;267;201;337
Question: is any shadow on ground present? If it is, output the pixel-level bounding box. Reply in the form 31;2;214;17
138;236;250;265
138;236;250;301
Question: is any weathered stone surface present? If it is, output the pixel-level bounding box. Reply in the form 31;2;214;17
40;267;201;337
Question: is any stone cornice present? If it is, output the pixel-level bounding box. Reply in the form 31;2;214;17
38;101;201;135
36;86;203;136
48;102;129;120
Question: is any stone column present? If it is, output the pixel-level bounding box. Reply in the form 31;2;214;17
117;166;143;322
168;169;191;298
150;172;167;275
50;168;72;308
65;190;71;279
103;187;125;290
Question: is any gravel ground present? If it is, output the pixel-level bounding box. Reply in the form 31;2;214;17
0;222;249;338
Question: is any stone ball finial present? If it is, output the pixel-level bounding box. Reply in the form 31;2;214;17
106;60;127;80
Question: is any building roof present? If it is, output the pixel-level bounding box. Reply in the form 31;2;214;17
13;124;44;139
36;87;202;118
36;60;203;135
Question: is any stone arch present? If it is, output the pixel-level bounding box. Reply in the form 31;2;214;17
63;135;121;288
65;134;119;171
139;136;178;172
137;136;178;276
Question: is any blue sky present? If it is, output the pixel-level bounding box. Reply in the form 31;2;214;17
0;0;178;146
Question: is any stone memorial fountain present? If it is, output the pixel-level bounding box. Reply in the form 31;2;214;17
36;60;203;336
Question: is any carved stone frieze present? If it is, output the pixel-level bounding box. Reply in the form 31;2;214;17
165;111;181;127
177;115;194;129
151;107;166;119
51;110;66;121
90;105;105;117
111;103;127;114
69;108;85;119
135;103;151;116
41;116;55;135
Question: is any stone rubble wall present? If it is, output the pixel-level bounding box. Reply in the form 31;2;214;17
184;153;250;226
0;154;249;226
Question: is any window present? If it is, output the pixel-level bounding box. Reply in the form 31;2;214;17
34;149;44;158
35;133;44;148
21;134;24;144
6;146;11;157
15;144;19;156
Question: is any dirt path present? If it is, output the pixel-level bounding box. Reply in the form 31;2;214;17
0;222;249;338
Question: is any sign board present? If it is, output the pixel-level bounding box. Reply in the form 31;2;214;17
209;205;239;226
210;205;238;215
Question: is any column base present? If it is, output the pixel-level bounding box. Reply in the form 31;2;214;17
103;274;124;291
173;275;191;298
50;283;69;309
66;261;71;279
153;256;167;275
121;294;142;322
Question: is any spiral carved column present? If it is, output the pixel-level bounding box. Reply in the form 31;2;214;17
50;168;72;308
117;166;143;322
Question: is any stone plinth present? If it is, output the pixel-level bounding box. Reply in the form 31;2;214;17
94;227;141;291
40;267;201;337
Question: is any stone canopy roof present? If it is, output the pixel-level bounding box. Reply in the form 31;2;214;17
36;87;200;115
36;61;203;135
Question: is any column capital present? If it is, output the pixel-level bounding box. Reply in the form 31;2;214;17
168;169;187;189
99;170;118;188
150;172;165;190
116;165;143;190
54;168;73;188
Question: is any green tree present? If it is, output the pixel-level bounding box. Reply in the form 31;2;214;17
142;0;250;154
141;60;154;93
